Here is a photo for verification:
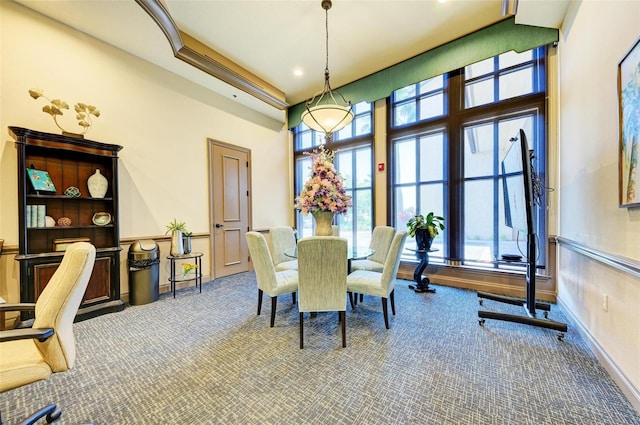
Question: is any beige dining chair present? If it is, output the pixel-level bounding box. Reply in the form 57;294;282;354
347;231;407;329
269;226;298;271
246;231;298;327
0;242;96;424
350;225;396;272
297;236;348;349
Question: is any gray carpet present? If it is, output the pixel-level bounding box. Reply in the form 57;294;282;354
2;272;639;424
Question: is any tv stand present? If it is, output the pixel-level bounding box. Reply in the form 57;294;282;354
477;233;567;340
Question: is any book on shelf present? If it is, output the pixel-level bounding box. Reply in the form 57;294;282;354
26;205;32;228
36;205;46;228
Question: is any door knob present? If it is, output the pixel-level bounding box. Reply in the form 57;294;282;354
215;223;224;228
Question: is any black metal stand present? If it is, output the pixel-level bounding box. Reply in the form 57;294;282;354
477;233;568;340
408;248;437;293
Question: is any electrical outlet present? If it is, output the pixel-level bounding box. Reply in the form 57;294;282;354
602;294;608;312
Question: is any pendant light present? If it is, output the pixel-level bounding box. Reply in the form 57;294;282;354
301;0;353;137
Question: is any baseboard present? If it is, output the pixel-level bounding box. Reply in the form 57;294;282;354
557;296;640;413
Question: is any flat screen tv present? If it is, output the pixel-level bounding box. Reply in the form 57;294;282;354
502;129;535;236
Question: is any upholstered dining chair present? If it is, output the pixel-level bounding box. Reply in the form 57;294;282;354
0;242;96;425
297;236;348;349
347;231;407;329
246;231;298;327
269;226;298;271
350;225;396;273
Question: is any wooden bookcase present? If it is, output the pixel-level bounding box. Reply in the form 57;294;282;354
9;126;125;321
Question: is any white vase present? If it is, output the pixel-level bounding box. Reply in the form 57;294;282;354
312;211;335;236
87;169;108;198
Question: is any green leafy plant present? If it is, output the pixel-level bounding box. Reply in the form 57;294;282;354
406;212;445;238
165;218;187;234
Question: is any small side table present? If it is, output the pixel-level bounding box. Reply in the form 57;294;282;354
407;248;438;293
167;252;203;298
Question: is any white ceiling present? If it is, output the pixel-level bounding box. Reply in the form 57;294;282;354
14;0;568;123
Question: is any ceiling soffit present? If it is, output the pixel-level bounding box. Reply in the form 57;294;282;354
135;0;288;110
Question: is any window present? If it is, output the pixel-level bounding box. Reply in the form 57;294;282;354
293;102;374;249
390;47;547;269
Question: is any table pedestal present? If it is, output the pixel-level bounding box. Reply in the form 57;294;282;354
408;249;436;293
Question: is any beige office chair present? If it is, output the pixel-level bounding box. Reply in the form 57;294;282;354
246;232;298;327
0;242;96;425
297;236;347;349
350;226;396;272
269;226;298;271
347;231;407;329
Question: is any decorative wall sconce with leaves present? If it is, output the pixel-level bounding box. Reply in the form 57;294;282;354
28;89;100;136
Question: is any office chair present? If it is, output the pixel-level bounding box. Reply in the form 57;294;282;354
0;242;96;424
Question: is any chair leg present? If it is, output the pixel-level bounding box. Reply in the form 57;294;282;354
292;292;296;305
21;404;61;425
340;311;346;347
390;289;396;315
299;312;304;349
348;292;355;309
359;294;364;303
270;296;277;327
257;289;263;315
381;297;389;329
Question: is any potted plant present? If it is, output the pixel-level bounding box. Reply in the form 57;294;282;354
166;218;187;256
406;212;445;250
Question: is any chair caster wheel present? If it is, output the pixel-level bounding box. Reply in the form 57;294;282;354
544;311;548;318
557;332;564;341
478;319;485;326
46;408;62;423
479;299;484;306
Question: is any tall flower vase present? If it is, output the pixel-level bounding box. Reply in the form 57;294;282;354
182;235;192;254
313;211;335;236
171;230;184;256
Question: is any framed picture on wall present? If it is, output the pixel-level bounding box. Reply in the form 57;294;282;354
618;36;640;208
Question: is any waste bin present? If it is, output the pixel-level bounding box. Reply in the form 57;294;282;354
128;240;160;305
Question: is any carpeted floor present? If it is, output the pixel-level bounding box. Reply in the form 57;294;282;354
2;272;639;424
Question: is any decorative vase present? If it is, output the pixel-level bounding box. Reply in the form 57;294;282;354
183;235;192;254
87;169;108;198
415;228;434;251
313;210;335;236
171;230;184;256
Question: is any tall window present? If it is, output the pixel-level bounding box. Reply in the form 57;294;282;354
390;47;547;269
293;102;374;249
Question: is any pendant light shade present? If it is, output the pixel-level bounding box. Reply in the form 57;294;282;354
302;0;353;135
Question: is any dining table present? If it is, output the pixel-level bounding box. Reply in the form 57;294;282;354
284;246;374;273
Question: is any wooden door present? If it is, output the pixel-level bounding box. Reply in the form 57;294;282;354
208;140;251;278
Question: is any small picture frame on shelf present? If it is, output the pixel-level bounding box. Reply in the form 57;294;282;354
27;168;56;193
53;237;90;252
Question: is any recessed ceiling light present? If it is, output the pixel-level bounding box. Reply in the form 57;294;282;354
293;68;304;77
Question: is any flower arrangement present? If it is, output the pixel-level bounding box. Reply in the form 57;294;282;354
28;89;100;135
182;263;198;277
294;145;352;215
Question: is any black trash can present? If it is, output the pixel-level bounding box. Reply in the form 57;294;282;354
128;240;160;305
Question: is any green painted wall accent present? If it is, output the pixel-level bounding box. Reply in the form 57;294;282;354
288;17;558;129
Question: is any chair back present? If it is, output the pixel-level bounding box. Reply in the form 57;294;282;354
297;237;347;313
379;231;408;295
246;232;280;294
268;226;296;266
367;226;396;264
33;242;96;372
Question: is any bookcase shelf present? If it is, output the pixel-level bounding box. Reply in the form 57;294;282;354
9;126;125;321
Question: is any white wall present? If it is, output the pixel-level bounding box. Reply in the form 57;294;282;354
0;2;292;301
557;0;640;408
